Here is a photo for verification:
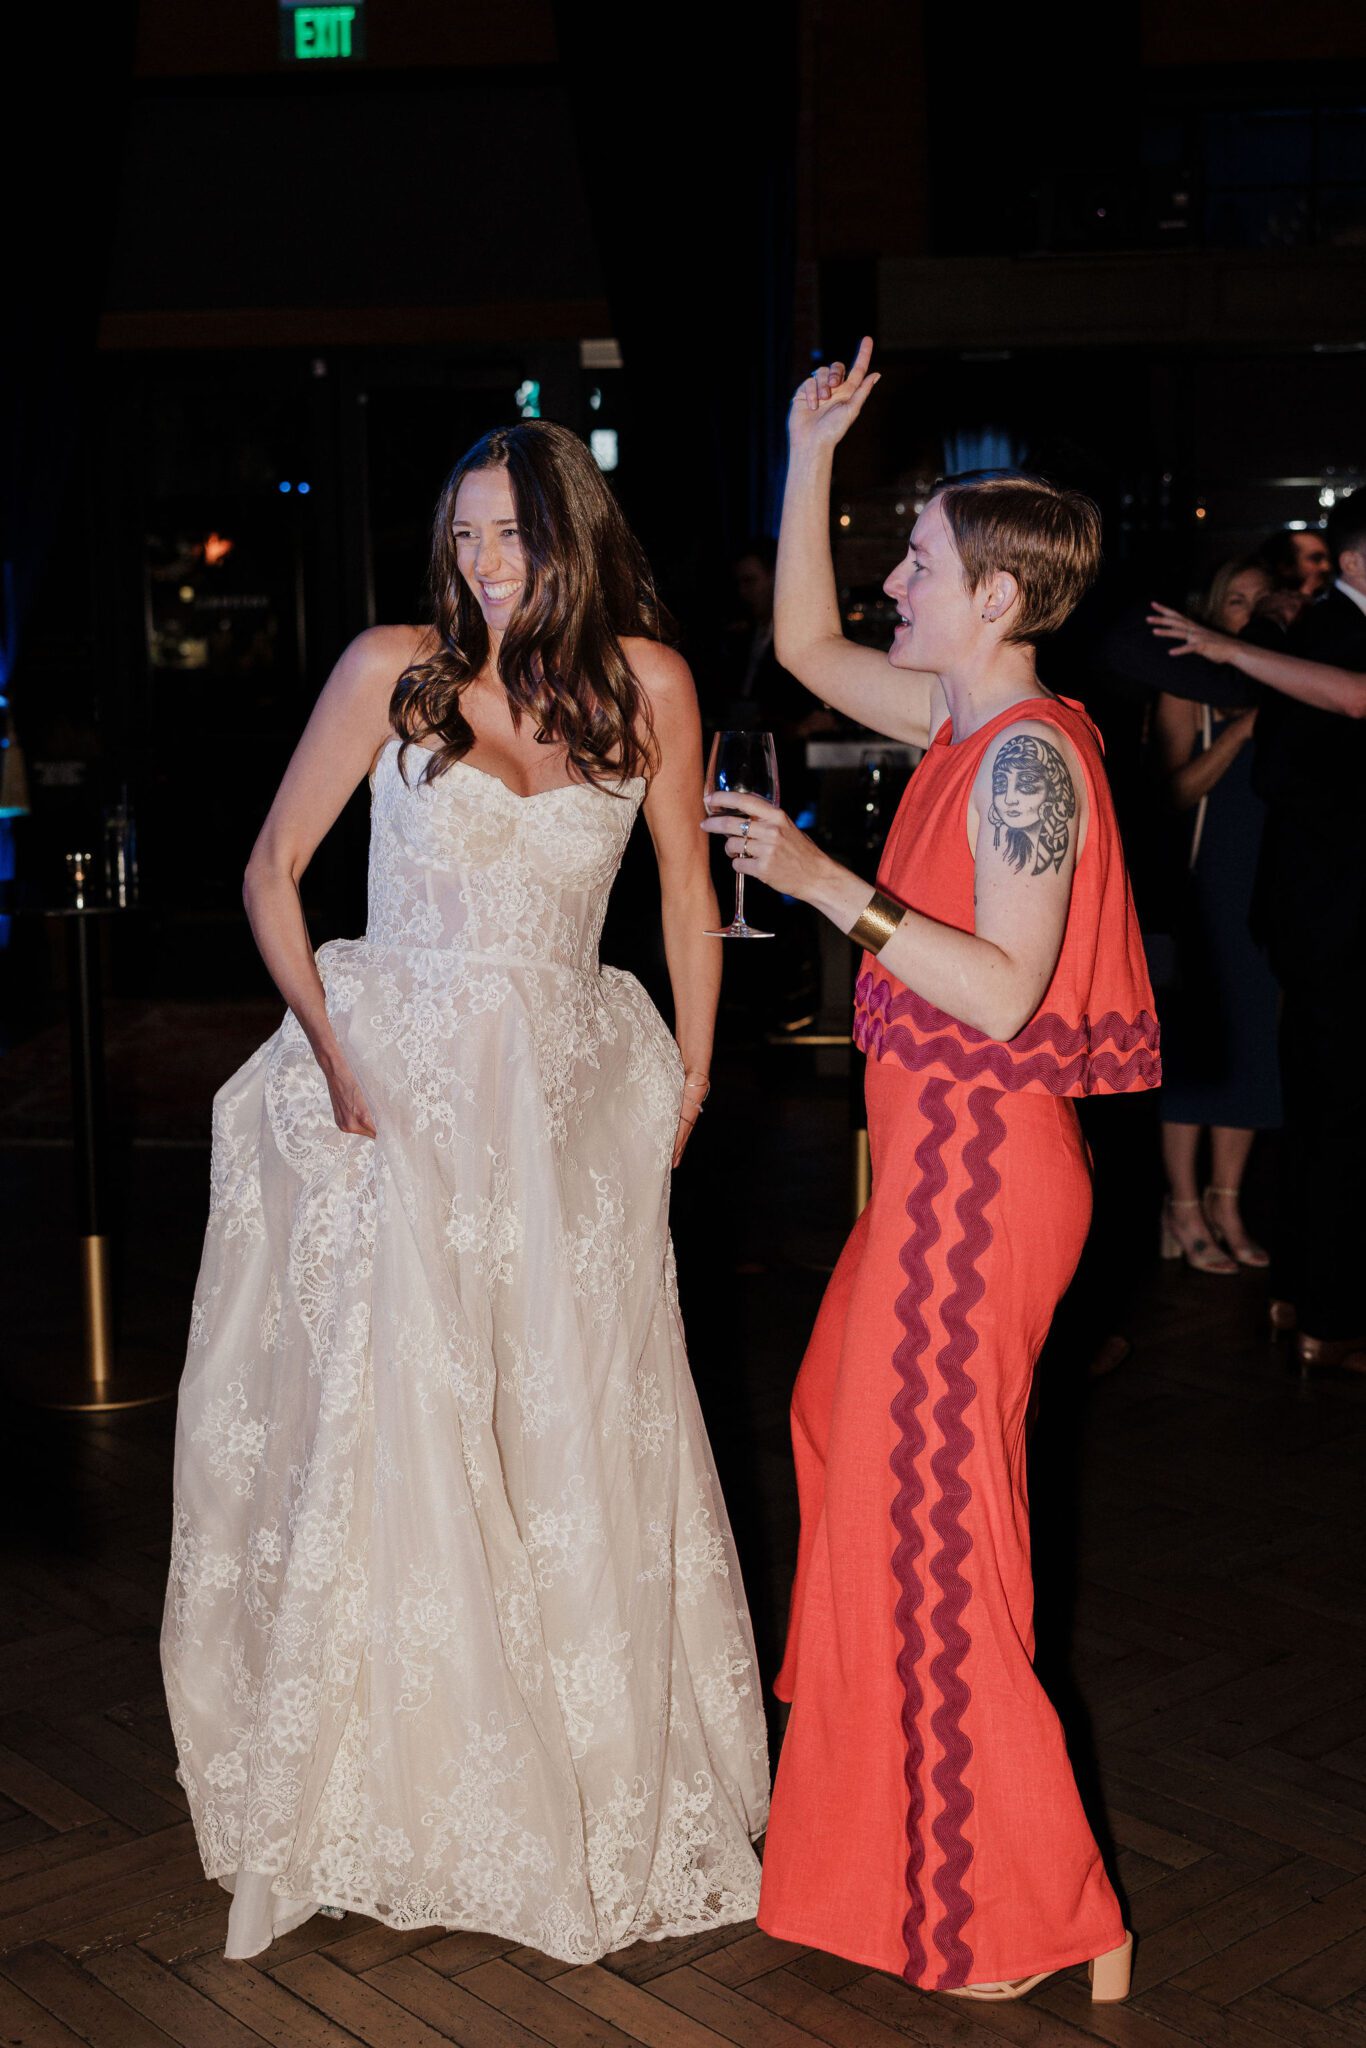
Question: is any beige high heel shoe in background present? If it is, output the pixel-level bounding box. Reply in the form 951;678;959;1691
1201;1185;1270;1268
944;1929;1133;2004
1160;1198;1237;1274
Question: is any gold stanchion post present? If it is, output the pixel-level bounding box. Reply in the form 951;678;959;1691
8;899;173;1411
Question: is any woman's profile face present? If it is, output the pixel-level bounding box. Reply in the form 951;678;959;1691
1216;567;1270;634
882;496;975;676
451;466;526;634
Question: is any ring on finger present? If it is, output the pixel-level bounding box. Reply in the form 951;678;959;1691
739;818;751;839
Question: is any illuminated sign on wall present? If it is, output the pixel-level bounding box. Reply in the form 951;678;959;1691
279;0;366;62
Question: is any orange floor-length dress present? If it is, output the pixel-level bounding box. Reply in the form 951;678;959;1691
757;694;1160;1988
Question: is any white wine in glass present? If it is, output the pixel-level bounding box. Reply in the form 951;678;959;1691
704;729;780;939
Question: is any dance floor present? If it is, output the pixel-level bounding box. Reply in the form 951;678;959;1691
3;999;1366;2044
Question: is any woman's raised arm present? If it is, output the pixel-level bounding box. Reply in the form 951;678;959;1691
776;337;938;747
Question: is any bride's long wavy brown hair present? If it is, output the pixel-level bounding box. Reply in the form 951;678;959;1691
390;421;669;790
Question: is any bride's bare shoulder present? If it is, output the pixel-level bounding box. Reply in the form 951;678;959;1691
344;622;435;680
621;636;695;706
620;639;699;771
324;622;434;693
312;626;435;780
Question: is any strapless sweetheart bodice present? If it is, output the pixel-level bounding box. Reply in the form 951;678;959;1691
365;737;646;972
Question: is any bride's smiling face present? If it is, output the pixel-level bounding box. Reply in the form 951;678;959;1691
451;467;526;633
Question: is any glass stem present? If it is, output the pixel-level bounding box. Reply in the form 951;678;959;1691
734;869;747;930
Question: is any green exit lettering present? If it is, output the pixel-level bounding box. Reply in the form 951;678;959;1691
294;6;356;59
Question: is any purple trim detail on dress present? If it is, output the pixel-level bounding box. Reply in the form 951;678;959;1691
926;1084;1004;1989
888;1076;955;1984
854;973;1160;1097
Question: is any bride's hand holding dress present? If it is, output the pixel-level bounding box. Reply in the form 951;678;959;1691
237;622;423;1110
321;1055;378;1140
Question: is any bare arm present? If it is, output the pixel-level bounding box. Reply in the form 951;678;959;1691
243;624;415;1130
702;718;1081;1042
776;338;939;747
631;641;722;1165
1150;603;1366;718
1153;691;1257;811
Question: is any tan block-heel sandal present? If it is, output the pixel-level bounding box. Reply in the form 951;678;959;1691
944;1929;1133;2004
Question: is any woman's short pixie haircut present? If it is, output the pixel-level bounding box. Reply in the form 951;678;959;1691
932;471;1103;645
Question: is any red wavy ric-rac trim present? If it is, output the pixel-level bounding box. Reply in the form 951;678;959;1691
888;1076;955;1984
854;972;1160;1097
926;1083;1003;1989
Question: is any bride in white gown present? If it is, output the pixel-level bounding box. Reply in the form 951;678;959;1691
161;421;770;1961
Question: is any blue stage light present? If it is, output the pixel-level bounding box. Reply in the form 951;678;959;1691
297;482;311;495
278;481;292;493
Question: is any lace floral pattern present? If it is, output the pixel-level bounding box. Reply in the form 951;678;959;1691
562;1168;644;1327
445;1147;523;1288
163;738;768;1962
503;1328;567;1440
190;1375;269;1498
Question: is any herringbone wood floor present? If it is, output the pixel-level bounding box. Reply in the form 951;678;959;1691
3;1022;1365;2045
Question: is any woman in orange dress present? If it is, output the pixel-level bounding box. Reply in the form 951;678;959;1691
704;341;1158;2003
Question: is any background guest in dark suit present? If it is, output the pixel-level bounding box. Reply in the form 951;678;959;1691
1253;523;1336;633
1150;493;1366;1372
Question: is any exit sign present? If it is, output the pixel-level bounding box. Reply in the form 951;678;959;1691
279;0;366;61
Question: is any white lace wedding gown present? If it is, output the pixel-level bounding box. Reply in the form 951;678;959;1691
161;735;770;1961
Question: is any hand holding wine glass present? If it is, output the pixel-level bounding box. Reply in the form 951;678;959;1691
703;730;780;939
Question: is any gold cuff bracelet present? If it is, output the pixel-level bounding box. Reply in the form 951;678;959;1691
848;887;906;955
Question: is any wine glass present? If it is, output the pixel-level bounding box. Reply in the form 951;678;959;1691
704;729;780;939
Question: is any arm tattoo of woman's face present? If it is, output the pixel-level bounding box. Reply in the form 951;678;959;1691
987;734;1077;876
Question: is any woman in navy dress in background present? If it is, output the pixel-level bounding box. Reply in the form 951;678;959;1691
1154;558;1281;1273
